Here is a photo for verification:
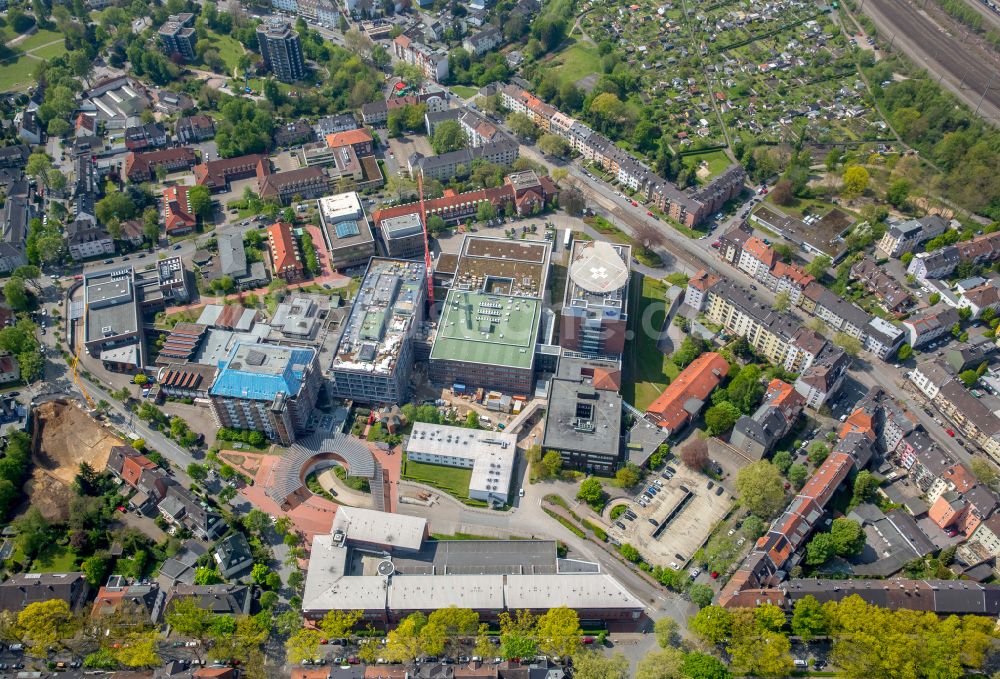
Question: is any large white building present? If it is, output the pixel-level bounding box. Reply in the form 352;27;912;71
405;423;516;504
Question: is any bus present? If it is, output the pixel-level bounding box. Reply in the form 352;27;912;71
563;229;573;251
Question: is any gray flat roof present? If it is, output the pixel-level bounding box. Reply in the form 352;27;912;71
389;539;558;575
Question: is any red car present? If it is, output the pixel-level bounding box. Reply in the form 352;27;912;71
646;210;653;216
631;200;639;207
946;429;955;437
582;637;595;645
710;571;719;579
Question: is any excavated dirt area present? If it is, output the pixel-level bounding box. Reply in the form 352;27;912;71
26;400;121;521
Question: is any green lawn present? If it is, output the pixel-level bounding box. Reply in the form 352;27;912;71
17;29;65;51
31;43;68;61
450;85;479;99
683;149;733;183
0;56;40;93
205;29;245;75
622;275;680;410
403;457;472;500
549;41;602;87
11;543;78;573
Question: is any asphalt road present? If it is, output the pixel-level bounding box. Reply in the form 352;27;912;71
862;0;1000;122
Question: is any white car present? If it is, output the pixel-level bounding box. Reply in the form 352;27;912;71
669;562;680;570
518;488;525;497
689;568;701;579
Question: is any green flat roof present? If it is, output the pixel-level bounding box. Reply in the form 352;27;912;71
430;290;540;369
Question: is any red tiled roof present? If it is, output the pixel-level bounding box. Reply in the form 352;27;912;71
742;236;776;267
645;352;730;430
193;154;268;189
162;185;196;234
326;128;373;148
799;451;853;506
267;221;302;274
689;269;720;291
943;463;977;494
772;260;814;287
592;368;621;391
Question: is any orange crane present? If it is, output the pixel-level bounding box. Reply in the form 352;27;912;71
417;173;434;307
72;304;95;410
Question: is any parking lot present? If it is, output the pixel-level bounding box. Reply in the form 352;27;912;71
605;464;733;569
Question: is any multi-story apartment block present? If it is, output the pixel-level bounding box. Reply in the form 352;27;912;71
256;18;305;83
462;27;503;55
901;305;960;347
158;13;196;62
687;271;828;373
266;221;305;282
328;258;426;403
360;92;448;126
392;35;448;82
408;139;518;182
876;215;948;258
175;114;215;143
801;282;904;359
850;257;911;313
907;247;961;281
794;343;849;409
208;343;322;445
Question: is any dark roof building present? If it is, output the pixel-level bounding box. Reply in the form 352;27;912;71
0;572;90;613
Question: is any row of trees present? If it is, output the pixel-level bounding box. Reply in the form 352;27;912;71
287;606;584;665
690;595;997;678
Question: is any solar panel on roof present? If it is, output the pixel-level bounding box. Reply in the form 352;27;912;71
335;220;360;238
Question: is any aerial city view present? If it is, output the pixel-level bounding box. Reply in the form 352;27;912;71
0;0;998;674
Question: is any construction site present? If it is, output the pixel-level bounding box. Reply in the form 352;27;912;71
27;400;121;521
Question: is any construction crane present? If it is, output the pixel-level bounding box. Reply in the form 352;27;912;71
417;173;434;308
72;304;95;410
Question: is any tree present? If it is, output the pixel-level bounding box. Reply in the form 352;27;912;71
320;609;362;638
507;112;539;141
540;450;563;478
830;517;866;556
653;617;680;648
788;463;808;489
474;624;494;659
559;187;585;215
431;120;468;154
770;179;794;206
833;332;863;357
15;508;49;562
385;612;430;663
680;439;709;471
842;165;870;197
427;607;478;655
790;595;828;640
17;599;76;657
476;201;496;223
572;652;629;679
959;369;979;388
735;461;786;518
286;628;322;664
427;215;448;235
194;567;222;585
772;291;790;312
805;531;836;565
852;470;879;505
771;450;793;475
806;254;832;279
886;178;911;208
635;648;684;679
727;629;792;677
576;478;605;508
615;463;641;489
535;606;581;659
619;543;640;562
538;134;571;157
808;441;830;465
689;583;714;608
680;652;731;679
970;457;999;486
96;190;138;225
114;631;160;667
3;278;29;311
742;515;766;539
705;402;740;435
82;553;110;586
897;343;913;361
187;185;213;221
688;605;733;646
